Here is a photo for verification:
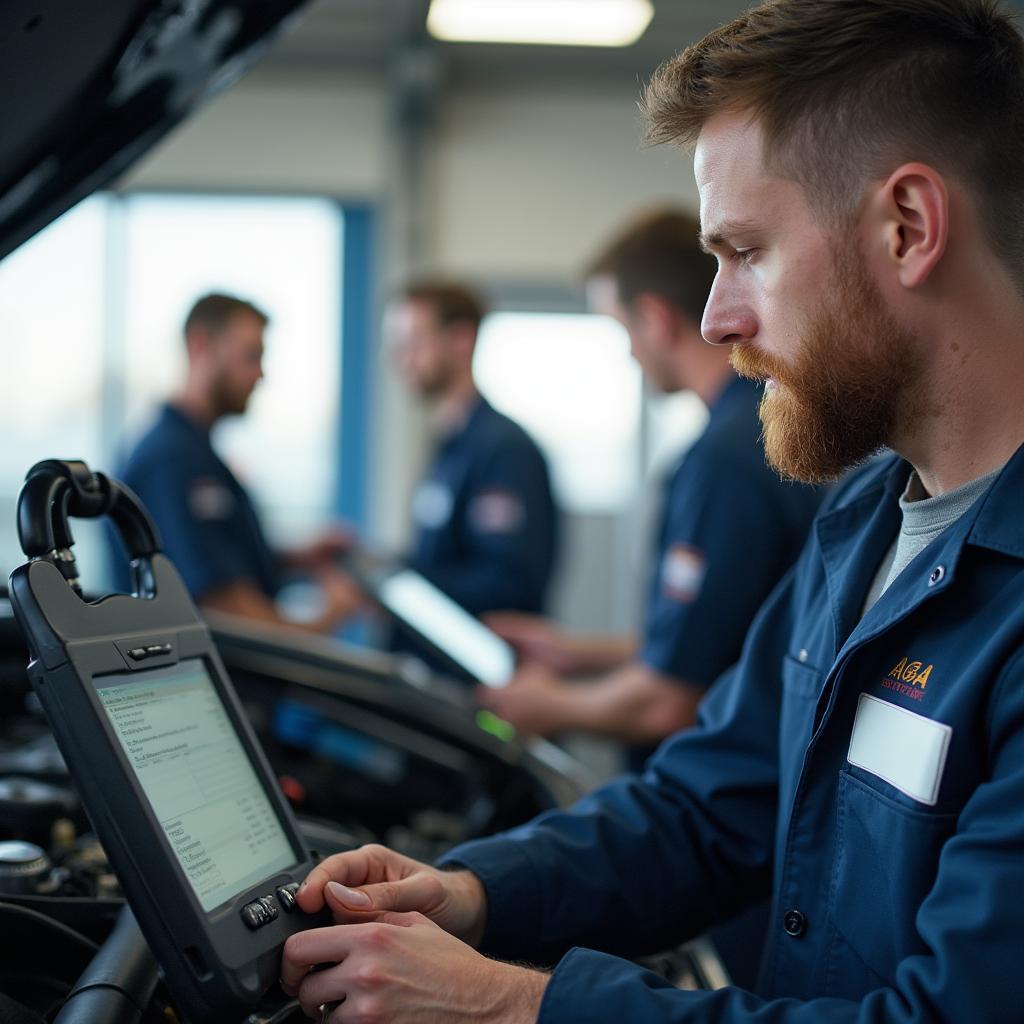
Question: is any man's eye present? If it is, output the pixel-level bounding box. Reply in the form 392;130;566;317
731;248;759;265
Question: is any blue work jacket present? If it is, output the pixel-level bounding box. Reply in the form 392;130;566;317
111;404;281;600
408;398;558;616
442;441;1024;1022
641;376;822;689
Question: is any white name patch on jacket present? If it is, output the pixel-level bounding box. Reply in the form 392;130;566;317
412;481;454;530
847;693;952;806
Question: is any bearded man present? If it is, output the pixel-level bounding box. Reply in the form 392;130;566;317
384;280;559;623
275;1;1024;1020
112;293;357;633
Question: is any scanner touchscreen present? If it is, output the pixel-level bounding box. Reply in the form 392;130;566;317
95;658;297;912
378;569;515;687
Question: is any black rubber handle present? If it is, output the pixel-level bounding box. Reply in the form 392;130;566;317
17;460;160;562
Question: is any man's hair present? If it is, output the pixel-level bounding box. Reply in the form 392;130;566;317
400;280;487;332
184;293;268;338
586;209;716;322
642;0;1024;287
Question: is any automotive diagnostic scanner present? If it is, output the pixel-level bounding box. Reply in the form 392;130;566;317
348;552;516;688
8;460;329;1023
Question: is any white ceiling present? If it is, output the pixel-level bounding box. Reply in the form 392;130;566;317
265;0;754;84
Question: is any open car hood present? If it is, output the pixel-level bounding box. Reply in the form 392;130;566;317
0;0;309;262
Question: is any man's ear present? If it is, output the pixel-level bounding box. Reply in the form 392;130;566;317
185;325;217;357
632;292;679;347
870;162;948;289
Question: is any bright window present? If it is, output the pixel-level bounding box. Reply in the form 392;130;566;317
0;198;108;580
645;389;709;476
0;194;343;586
474;311;641;512
474;309;713;516
119;194;342;547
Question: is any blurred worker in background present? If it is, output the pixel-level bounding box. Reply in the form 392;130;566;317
385;280;559;625
484;211;823;764
111;292;358;633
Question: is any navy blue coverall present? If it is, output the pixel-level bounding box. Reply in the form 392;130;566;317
407;398;558;616
640;375;822;690
111;403;281;600
441;442;1024;1022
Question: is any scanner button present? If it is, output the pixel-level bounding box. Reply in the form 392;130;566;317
277;883;300;911
127;644;172;662
241;897;278;930
241;901;268;930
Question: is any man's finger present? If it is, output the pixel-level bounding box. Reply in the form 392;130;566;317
324;871;443;916
371;910;426;928
296;847;388;912
295;964;354;1018
296;965;347;1021
283;920;406;981
291;917;425;1016
476;685;500;709
281;925;357;991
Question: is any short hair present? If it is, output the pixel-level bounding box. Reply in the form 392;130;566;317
184;293;268;338
642;0;1024;289
399;280;487;332
586;209;716;323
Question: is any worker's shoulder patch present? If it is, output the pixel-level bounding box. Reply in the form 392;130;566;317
468;489;525;535
660;543;706;604
188;477;235;521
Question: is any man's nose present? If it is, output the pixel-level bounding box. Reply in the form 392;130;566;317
701;277;758;347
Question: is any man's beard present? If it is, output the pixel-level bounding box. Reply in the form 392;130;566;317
412;361;456;401
211;375;251;417
730;245;923;483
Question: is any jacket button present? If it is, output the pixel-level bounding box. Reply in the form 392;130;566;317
928;565;946;586
783;909;807;937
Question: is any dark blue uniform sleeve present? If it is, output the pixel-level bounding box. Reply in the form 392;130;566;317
536;951;852;1021
409;439;557;615
128;461;272;600
640;448;803;688
438;574;791;963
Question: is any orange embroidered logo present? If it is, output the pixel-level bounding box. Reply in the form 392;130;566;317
880;656;933;702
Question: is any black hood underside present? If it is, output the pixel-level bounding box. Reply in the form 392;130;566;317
0;0;309;262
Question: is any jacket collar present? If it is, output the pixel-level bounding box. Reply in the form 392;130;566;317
161;402;212;444
815;457;904;657
816;440;1024;657
439;396;490;451
965;440;1024;559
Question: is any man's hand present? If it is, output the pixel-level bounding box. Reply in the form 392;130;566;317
314;566;365;629
481;662;704;743
478;663;577;737
487;613;635;675
486;613;581;673
281;912;548;1023
286;526;357;572
295;844;487;946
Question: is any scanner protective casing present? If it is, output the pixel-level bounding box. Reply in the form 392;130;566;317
9;553;326;1023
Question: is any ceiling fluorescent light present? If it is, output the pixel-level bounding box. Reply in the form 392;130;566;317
427;0;655;47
